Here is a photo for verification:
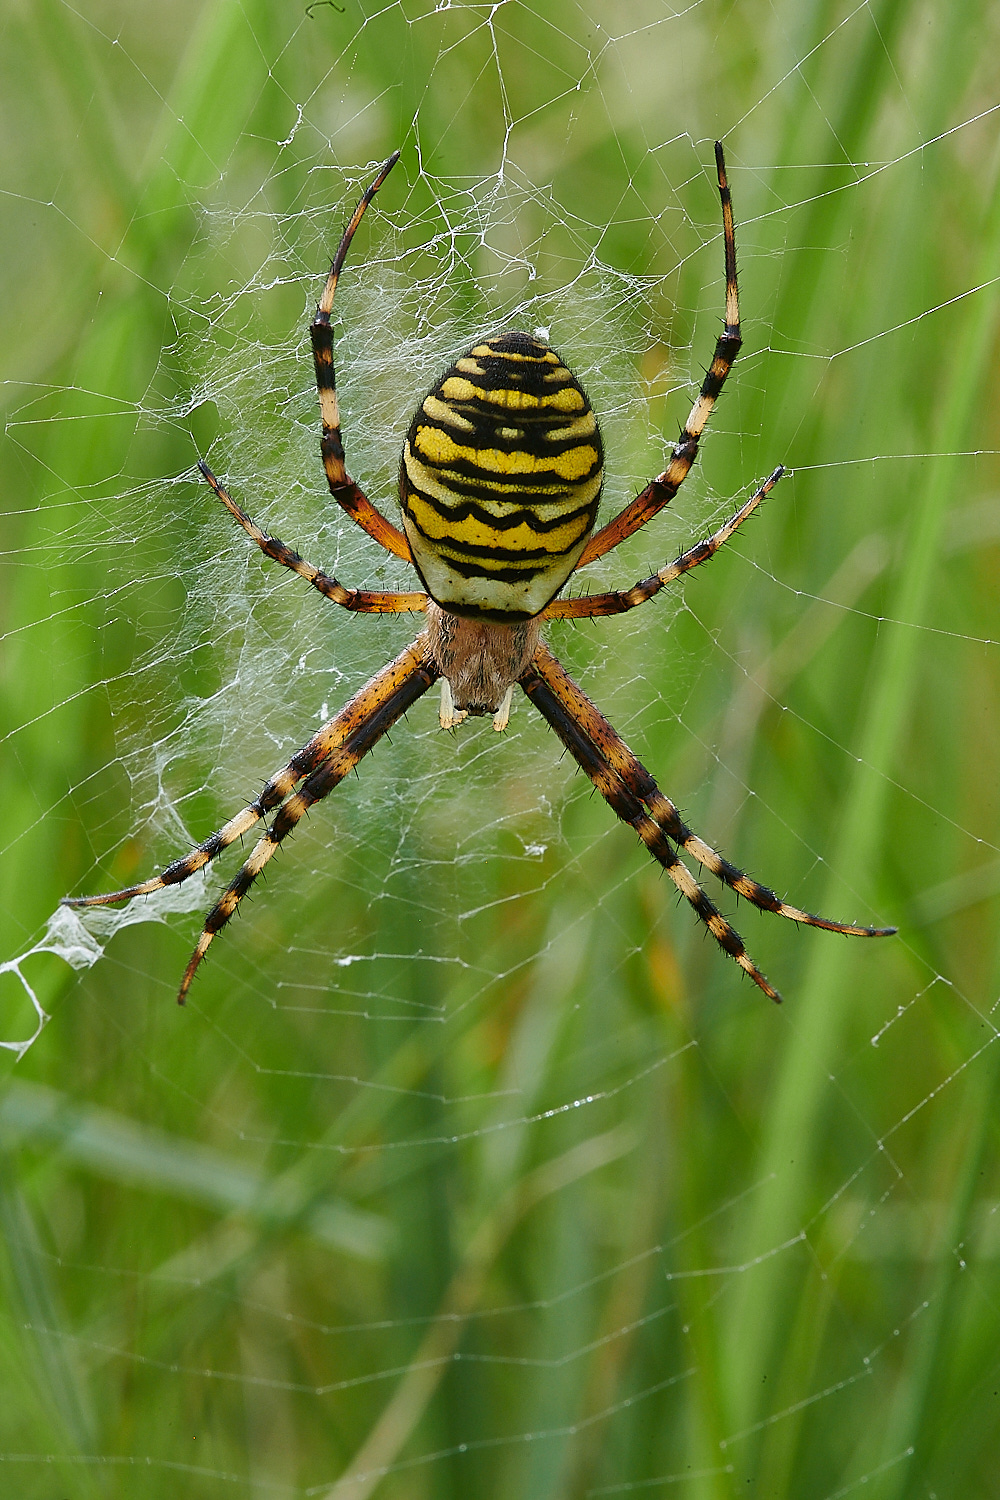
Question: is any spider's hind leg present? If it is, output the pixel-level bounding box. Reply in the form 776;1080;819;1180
574;142;744;569
308;151;413;562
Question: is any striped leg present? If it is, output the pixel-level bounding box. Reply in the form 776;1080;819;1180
63;634;440;1002
177;633;438;1002
545;467;784;620
520;643;895;1002
310;151;413;563
576;142;742;570
198;462;427;614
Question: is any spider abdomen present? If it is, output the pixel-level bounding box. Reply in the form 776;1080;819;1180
399;331;604;620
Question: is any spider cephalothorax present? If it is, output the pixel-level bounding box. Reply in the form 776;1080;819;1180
64;146;895;1002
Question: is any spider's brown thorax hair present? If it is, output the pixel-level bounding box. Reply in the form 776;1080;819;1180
399;331;604;621
426;601;541;717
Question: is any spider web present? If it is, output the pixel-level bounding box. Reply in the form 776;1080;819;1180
2;1;1000;1496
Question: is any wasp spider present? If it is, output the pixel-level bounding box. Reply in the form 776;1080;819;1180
65;146;895;1003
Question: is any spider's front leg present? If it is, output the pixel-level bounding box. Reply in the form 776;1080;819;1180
520;642;895;1001
64;634;440;1003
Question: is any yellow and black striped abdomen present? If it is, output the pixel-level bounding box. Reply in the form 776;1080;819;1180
399;332;603;619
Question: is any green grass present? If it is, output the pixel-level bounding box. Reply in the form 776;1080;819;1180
3;1;1000;1496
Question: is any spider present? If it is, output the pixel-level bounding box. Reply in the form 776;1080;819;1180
64;144;895;1004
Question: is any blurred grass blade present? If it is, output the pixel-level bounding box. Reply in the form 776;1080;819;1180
0;1171;99;1488
0;1079;390;1260
723;122;1000;1474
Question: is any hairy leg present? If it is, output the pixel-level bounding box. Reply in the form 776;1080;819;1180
199;461;427;613
545;468;783;620
576;143;743;569
64;634;440;1001
520;641;895;1000
309;152;413;561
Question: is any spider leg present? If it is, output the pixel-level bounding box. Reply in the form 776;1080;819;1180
520;642;895;1002
310;151;413;563
176;631;438;1002
577;142;742;569
63;634;440;1002
198;462;427;614
545;467;783;620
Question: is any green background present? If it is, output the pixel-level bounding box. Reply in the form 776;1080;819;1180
2;0;1000;1495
